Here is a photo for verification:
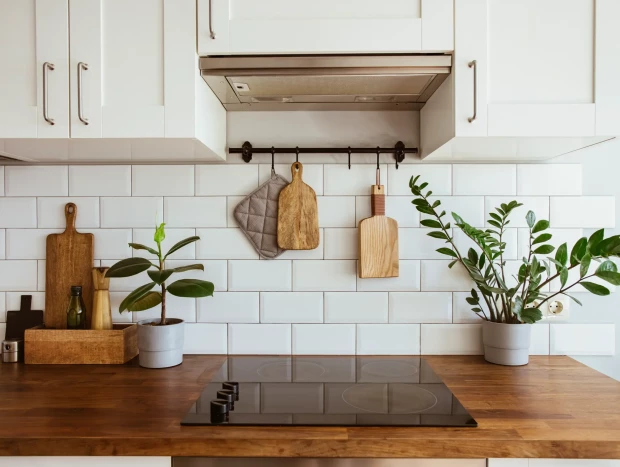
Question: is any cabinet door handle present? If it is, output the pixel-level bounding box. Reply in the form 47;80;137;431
468;60;477;123
209;0;216;39
43;62;55;125
77;62;89;125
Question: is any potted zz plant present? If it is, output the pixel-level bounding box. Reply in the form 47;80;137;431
410;175;620;366
106;223;214;369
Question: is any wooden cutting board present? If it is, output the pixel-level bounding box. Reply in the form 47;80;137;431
359;185;399;278
277;162;319;250
45;203;94;329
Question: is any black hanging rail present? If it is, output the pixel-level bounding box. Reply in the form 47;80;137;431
230;141;417;169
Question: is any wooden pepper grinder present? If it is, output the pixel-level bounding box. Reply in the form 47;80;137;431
91;267;113;330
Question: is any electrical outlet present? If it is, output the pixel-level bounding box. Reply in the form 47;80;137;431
545;297;570;320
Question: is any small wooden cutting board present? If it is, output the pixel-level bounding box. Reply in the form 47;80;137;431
277;162;319;250
359;185;399;278
45;203;94;329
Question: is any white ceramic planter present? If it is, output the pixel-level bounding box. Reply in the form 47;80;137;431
137;318;184;369
482;321;531;366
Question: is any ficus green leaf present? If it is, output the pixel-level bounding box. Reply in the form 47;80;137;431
163;236;200;260
106;257;153;278
127;291;162;312
118;282;156;313
154;222;166;243
167;279;215;298
128;243;159;256
148;269;174;285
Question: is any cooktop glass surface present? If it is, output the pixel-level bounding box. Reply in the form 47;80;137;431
181;357;477;427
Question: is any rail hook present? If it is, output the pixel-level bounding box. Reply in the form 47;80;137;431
295;146;299;164
271;146;275;175
376;147;381;185
347;147;352;170
394;141;406;170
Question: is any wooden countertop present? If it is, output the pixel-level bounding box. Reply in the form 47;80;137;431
0;355;619;458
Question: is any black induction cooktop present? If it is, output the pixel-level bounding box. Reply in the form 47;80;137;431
181;356;477;427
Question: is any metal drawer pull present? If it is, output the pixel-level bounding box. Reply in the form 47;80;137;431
468;60;477;123
209;0;216;39
43;62;55;125
77;62;89;125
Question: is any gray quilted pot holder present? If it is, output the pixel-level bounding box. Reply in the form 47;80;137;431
234;173;289;259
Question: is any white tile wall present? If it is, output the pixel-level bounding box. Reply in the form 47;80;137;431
0;163;614;356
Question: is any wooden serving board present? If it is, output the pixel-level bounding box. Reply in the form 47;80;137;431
359;185;399;278
45;203;94;329
277;162;319;250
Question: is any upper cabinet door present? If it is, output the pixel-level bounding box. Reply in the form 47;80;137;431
595;0;620;135
0;0;69;138
198;0;453;55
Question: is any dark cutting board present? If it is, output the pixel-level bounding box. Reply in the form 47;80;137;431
5;295;44;340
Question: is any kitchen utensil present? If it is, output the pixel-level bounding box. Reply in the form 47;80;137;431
45;203;94;329
2;339;22;363
358;167;399;278
91;267;113;330
235;172;289;258
5;295;44;340
277;162;319;250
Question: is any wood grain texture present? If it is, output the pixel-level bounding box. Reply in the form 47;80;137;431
45;203;94;329
277;162;319;250
91;267;113;331
359;185;399;278
24;324;138;364
0;356;619;458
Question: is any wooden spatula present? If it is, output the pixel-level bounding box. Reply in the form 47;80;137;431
277;162;320;250
359;169;399;278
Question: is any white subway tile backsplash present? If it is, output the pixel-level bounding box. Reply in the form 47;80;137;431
324;228;358;260
5;166;68;196
164;197;227;227
357;324;420;355
550;323;615;355
421;196;485;228
454;165;516;195
318;197;356;228
197;292;259;323
69;166;131;196
356;196;420;228
0;230;5;260
324;292;388;323
227;196;245;227
110;292;133;323
37;198;100;228
388;164;452;196
101;259;150;292
101;197;163;228
550;197;615;228
132;165;194;196
6;229;62;259
293;324;355;355
260;292;323;323
133;228;196;260
0;292;6;322
166;259;227;292
185;323;227;354
82;229;132;260
485;196;550;228
6;291;45;311
0;198;37;228
517;164;582;196
530;324;550;355
399;229;452;260
0;261;38;291
357;260;421;292
228;324;291;354
421;324;483;354
389;292;452;323
260;164;324;195
196;165;258;196
324;164;389;195
0;167;4;195
453;292;483;323
196;228;259;259
293;260;356;291
0;323;4;340
278;230;324;260
421;261;473;292
229;260;292;291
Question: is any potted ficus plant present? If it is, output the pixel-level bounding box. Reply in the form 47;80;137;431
106;223;214;369
410;175;620;366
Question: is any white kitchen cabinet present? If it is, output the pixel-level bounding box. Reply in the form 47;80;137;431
198;0;453;55
421;0;619;160
0;0;69;139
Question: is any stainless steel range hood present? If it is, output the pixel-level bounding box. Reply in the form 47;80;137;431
199;55;452;111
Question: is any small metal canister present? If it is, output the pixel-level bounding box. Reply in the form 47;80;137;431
2;339;22;363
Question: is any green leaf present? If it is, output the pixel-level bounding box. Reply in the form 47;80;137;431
513;296;523;316
468;248;478;264
532;233;552;245
412;199;428;206
427;231;448;240
580;253;591;278
167;279;215;298
580;281;610;296
533;245;555;255
420;219;442;228
526;210;536;228
127;291;162;312
128;243;159;256
416;205;435;215
106;257;153;278
587;229;605;255
432;200;441;208
595;271;620;286
519;308;543;324
448;260;457;269
172;264;205;273
555;243;568;270
532;220;550;234
596;260;617;273
410;175;420;187
154;222;166;243
163;236;200;260
451;212;464;224
560;268;569;289
489;212;502;222
570;237;588;266
436;247;457;257
148;269;174;285
487;219;501;229
119;282;156;312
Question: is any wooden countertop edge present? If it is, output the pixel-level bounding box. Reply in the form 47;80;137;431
1;438;619;459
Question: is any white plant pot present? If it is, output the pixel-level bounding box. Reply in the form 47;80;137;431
482;321;531;366
137;318;184;369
